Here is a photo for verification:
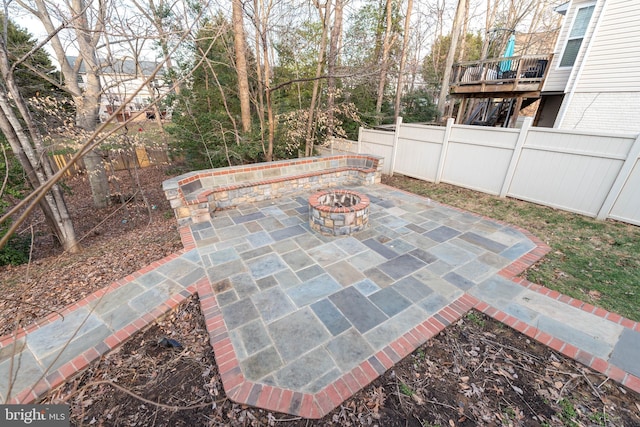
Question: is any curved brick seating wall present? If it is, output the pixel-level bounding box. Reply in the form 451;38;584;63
162;155;383;224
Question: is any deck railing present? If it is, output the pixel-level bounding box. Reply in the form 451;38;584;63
450;54;553;86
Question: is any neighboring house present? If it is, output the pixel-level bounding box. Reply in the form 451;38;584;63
535;0;640;133
70;56;170;122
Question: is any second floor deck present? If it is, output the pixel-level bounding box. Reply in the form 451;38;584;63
449;54;553;98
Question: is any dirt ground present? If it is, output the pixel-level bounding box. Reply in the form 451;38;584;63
3;166;640;426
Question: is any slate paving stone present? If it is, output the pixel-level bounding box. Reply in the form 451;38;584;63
427;242;476;266
361;238;398;259
0;350;44;401
378;253;426;280
364;305;428;351
296;264;325;282
348;250;387;271
417;293;451;315
459;232;508;253
353;279;381;296
470;276;526;303
311;299;351;336
478;251;510;269
208;259;247;283
307;368;342;394
231;272;260;299
256;275;278;290
282;250;316;271
409;248;438;264
274;269;302;289
449;261;493;285
41;324;112;371
241;346;283;381
500;240;537;260
247;253;288;279
155;257;200;280
217;224;249;241
333;237;369;255
268;308;330;362
89;283;145;313
442;270;475;291
221;298;260;330
307;243;348;266
239;246;273;261
251;287;296;324
286;274;342;307
369;287;412;317
329;287;388;333
233;212;266;224
386;238;416;254
270;225;306;241
134;271;165;288
271;239;299;254
363;267;395;288
216;289;238;306
325;261;365;287
536;316;613;359
99;303;140;331
609;328;640;378
392;275;434;302
238;320;273;355
274;348;336;390
246;231;275;248
27;308;104;359
326;329;374;371
177;267;206;287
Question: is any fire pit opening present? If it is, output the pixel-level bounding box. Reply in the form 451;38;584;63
309;189;370;236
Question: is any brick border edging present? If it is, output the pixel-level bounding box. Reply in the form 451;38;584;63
197;278;479;419
2;251;201;404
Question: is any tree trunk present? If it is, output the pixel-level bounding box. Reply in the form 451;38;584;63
326;0;343;139
375;0;394;124
233;0;252;132
304;0;331;157
394;0;413;121
0;37;79;253
437;0;466;117
19;0;110;208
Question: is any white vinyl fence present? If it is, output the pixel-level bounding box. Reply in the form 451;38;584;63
346;117;640;226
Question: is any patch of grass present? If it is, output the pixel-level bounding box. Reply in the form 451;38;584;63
399;382;414;397
558;398;578;427
383;175;640;322
465;311;485;327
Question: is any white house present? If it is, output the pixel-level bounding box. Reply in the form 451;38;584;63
70;56;170;122
535;0;640;133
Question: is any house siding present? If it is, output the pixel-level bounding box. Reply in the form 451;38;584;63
561;92;640;132
542;0;599;93
575;0;640;92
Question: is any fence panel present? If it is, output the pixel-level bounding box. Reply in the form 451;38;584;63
507;128;634;216
359;120;640;225
608;156;640;226
359;129;395;174
441;126;519;195
394;124;445;181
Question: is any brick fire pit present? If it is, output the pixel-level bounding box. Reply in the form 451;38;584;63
308;189;370;236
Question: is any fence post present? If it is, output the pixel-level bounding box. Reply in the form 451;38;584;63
500;117;532;197
357;127;363;154
435;118;455;184
389;116;403;177
596;132;640;220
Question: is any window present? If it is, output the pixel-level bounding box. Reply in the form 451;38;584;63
559;4;595;67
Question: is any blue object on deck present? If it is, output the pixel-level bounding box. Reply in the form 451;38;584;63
500;34;516;72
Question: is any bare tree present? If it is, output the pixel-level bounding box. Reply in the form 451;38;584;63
437;0;465;117
0;15;79;253
375;0;394;123
16;0;110;208
233;0;252;132
326;0;343;139
394;0;413;121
